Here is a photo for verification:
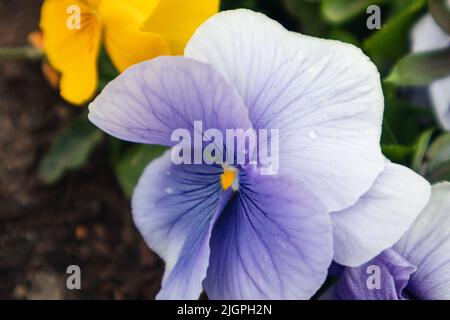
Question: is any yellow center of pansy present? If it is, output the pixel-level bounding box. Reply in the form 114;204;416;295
221;165;238;191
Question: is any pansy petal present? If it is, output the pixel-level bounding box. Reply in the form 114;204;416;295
132;150;230;300
411;14;450;130
100;0;170;72
142;0;219;55
40;0;101;105
326;249;416;300
204;172;332;300
332;162;431;267
394;183;450;300
186;9;385;212
89;56;252;146
430;80;450;130
411;14;449;53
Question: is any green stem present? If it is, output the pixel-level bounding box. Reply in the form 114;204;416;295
0;46;43;61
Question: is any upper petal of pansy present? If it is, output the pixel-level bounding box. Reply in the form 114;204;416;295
99;0;171;72
185;9;385;212
203;172;333;300
142;0;220;55
325;249;417;300
394;183;450;300
132;150;232;300
331;162;431;267
88;56;252;146
40;0;102;105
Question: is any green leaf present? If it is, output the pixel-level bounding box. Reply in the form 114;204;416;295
283;0;328;36
221;0;258;10
429;0;450;34
39;114;104;184
411;128;434;172
363;0;427;70
328;29;360;45
424;133;450;182
322;0;385;24
390;0;423;15
98;48;119;90
381;84;433;145
114;144;167;198
382;144;415;164
385;48;450;85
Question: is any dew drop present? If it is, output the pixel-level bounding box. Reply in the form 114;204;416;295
308;129;319;140
166;171;171;176
164;187;174;194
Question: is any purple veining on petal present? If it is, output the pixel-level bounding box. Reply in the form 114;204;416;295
89;56;252;146
186;9;385;213
203;170;333;300
132;150;228;299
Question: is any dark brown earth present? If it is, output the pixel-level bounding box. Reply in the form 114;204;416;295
0;0;163;299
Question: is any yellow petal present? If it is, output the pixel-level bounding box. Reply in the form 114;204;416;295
27;31;44;49
117;0;159;14
100;0;170;72
40;0;102;105
42;62;61;90
141;0;220;55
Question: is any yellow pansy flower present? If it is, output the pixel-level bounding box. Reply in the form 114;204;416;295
40;0;219;105
28;31;61;89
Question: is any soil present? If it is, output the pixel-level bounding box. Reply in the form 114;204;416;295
0;0;163;299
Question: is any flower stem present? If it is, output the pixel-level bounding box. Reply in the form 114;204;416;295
0;46;43;61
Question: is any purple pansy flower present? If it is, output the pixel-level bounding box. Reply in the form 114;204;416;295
324;183;450;300
88;9;430;299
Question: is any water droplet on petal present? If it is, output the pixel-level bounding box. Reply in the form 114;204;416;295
166;171;171;176
164;187;174;194
308;130;319;140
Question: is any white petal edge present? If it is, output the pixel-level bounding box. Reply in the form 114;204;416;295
332;162;431;267
394;182;450;299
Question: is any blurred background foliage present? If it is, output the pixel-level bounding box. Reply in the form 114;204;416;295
39;0;450;196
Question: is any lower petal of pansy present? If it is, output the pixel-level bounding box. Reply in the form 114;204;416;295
58;57;98;106
40;0;102;105
203;172;332;300
331;162;431;267
132;150;229;300
326;249;417;300
89;56;251;146
394;183;450;300
186;9;385;212
100;0;171;72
